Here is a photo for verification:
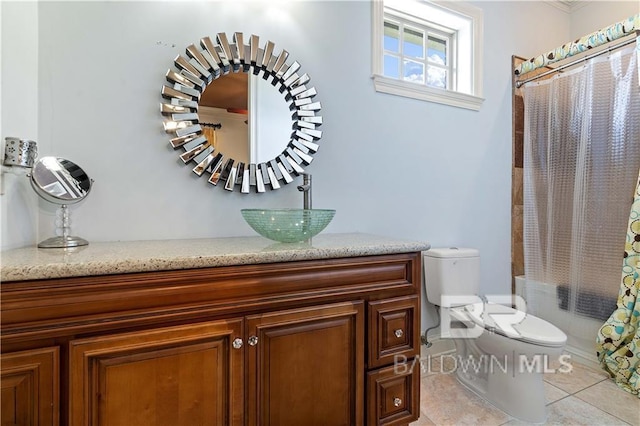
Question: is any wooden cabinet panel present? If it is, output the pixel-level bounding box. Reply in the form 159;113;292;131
368;296;420;369
1;252;423;426
69;320;243;426
247;301;365;426
1;254;419;340
0;346;59;426
367;362;419;426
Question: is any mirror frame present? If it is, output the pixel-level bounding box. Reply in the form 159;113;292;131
160;32;323;193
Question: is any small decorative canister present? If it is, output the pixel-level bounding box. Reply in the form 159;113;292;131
3;137;38;168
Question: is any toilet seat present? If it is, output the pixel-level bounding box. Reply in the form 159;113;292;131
462;302;566;347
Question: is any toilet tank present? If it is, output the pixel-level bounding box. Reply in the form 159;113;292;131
423;247;480;306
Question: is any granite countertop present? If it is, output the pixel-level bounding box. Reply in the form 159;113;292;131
1;233;430;282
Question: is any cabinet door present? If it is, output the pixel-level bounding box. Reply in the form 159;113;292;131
247;301;364;426
1;347;59;426
69;320;243;426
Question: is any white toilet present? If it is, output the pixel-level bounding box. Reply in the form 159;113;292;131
423;248;567;423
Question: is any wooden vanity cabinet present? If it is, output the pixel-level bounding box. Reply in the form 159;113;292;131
1;252;422;426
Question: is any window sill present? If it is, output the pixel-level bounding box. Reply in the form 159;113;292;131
372;74;484;111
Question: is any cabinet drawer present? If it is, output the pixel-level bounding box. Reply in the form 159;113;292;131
368;295;420;368
366;361;419;426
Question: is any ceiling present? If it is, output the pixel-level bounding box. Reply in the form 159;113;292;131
547;0;588;13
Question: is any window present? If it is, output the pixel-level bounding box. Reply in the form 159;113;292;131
372;0;484;111
383;16;455;90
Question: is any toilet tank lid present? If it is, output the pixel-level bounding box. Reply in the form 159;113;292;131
423;247;479;258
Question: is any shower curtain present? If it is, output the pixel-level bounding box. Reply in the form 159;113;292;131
596;170;640;396
522;45;640;358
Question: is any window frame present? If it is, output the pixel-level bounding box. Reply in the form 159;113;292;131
372;0;484;111
383;12;457;91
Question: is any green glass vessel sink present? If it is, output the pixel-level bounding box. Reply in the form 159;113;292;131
241;209;336;243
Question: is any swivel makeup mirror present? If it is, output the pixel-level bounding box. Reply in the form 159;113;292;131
30;156;93;248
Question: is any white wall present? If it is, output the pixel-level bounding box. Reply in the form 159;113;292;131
0;1;40;250
1;1;574;331
569;1;639;39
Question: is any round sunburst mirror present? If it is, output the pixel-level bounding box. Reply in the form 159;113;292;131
160;32;323;193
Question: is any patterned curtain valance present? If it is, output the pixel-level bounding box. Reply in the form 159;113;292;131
514;13;639;77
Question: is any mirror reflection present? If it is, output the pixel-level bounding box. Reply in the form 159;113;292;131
31;157;92;204
199;73;292;165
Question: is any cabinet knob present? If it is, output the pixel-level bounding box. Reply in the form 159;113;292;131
393;397;402;407
394;328;404;338
248;335;259;346
232;338;243;349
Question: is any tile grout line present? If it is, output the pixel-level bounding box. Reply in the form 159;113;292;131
545;375;609;397
547;394;632;426
569;376;607;396
571;378;635;426
541;376;634;426
418;361;629;426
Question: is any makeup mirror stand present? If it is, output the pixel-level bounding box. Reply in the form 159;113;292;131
38;204;89;248
28;156;93;249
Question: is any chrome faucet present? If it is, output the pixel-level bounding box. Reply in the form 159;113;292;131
297;173;312;210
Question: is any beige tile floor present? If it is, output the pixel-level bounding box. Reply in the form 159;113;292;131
410;342;640;426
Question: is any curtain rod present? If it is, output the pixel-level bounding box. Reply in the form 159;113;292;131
515;35;637;88
200;122;222;129
514;13;639;78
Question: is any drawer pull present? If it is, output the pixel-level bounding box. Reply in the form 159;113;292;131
393;397;402;407
394;328;404;338
248;336;259;346
232;338;243;349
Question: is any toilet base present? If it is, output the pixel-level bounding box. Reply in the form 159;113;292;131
454;359;548;423
452;337;555;424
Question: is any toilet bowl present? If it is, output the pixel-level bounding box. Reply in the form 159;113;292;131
423;248;567;423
